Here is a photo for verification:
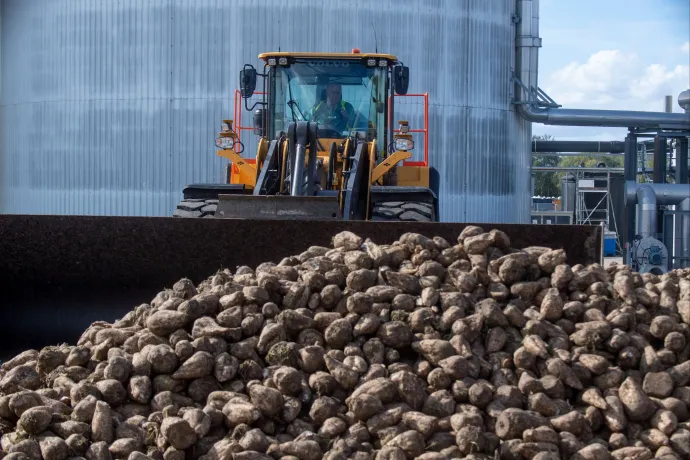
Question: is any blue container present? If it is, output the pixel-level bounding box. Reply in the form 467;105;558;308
604;234;617;256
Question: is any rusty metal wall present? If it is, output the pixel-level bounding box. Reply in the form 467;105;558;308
0;0;531;223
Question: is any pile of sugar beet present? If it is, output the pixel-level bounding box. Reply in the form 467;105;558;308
1;228;690;460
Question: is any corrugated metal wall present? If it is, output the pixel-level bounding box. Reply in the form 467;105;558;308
0;0;531;222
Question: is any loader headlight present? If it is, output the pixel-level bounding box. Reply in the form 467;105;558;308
395;138;414;151
378;59;388;67
268;58;277;66
367;58;377;66
216;137;235;149
278;57;288;65
221;122;231;132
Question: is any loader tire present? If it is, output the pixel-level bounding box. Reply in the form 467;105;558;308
173;199;218;218
371;200;434;222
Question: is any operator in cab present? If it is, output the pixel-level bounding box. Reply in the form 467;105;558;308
309;83;356;133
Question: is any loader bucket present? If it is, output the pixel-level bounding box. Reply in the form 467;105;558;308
0;214;603;360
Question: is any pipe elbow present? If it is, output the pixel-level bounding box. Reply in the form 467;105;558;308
636;184;657;210
517;103;548;123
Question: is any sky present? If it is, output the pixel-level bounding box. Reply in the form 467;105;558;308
533;0;690;141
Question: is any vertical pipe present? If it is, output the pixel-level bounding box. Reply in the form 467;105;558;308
665;95;673;113
679;138;689;185
675;138;688;268
653;136;666;184
680;198;690;268
516;0;539;105
636;185;656;239
664;212;675;268
624;132;637;265
624;133;637;181
653;136;667;238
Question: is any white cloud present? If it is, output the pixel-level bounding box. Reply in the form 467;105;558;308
542;49;689;113
631;64;688;101
682;41;690;54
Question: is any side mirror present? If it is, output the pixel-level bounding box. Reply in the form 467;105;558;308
393;65;409;95
240;65;257;98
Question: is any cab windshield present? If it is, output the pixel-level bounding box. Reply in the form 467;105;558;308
271;58;388;146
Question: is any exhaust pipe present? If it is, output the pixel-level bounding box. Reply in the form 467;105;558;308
514;0;690;130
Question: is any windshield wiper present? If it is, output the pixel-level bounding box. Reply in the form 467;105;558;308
286;74;299;122
285;73;309;122
288;100;307;121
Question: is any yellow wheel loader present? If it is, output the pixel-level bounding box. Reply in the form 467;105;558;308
174;50;438;222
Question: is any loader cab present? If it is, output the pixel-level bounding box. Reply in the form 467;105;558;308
241;51;409;156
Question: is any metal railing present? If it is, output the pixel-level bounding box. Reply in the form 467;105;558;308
389;92;429;167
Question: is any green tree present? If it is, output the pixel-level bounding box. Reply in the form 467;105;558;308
532;134;561;197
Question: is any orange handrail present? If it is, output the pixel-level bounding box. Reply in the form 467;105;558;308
230;89;266;174
233;89;267;148
389;92;429;167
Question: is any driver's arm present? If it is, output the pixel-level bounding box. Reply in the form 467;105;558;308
343;102;356;129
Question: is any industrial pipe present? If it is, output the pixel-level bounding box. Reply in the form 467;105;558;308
625;181;690;206
626;181;690;268
532;140;625;153
679;138;689;185
653;136;667;184
520;107;690;129
679;198;690;268
514;0;690;130
532;152;625;158
636;185;657;239
516;0;541;121
533;166;624;173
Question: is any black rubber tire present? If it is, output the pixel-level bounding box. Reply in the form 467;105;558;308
371;200;435;222
173;199;218;218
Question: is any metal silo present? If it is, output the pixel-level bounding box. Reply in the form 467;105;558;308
0;0;531;222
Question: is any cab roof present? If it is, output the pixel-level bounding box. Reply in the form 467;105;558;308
258;51;399;64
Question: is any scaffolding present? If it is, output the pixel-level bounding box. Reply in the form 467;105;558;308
531;165;625;255
575;171;610;226
573;169;623;254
